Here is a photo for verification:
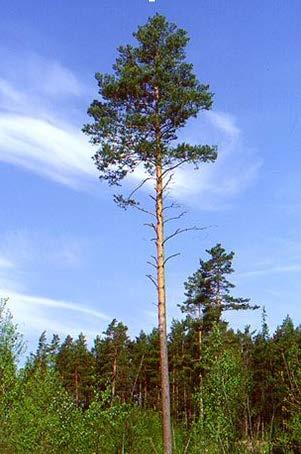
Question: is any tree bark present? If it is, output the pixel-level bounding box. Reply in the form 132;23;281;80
156;157;172;454
74;368;79;406
198;306;203;387
112;353;117;397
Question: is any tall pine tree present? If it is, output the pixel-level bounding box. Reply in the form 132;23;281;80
83;15;217;452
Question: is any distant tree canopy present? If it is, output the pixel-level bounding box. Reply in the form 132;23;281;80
0;294;301;453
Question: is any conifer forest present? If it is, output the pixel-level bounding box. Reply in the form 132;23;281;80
1;258;301;453
1;11;301;454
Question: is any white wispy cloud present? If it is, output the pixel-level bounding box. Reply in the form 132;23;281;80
2;289;110;321
0;114;95;187
0;50;96;188
0;285;111;338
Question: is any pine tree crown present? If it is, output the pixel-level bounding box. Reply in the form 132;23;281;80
83;14;217;189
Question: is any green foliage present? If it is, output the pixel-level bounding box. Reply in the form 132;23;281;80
84;391;163;453
0;300;23;453
192;325;247;452
180;243;258;332
0;296;300;453
56;333;95;407
130;328;161;409
93;320;130;400
0;298;24;368
83;14;216;201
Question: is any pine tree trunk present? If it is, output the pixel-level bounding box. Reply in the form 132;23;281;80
112;354;117;397
74;368;79;406
198;306;203;387
144;381;147;406
139;381;142;406
156;156;172;454
183;383;188;427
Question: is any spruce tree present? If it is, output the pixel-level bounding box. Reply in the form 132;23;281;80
83;15;217;452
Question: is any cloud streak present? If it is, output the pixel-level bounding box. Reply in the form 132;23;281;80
2;289;110;321
0;114;95;187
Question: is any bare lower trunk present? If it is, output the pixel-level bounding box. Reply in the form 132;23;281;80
131;354;145;398
74;368;79;406
156;158;172;454
112;354;117;397
197;306;203;387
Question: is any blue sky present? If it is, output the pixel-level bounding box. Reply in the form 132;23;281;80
1;0;301;352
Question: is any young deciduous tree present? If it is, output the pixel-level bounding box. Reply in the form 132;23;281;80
0;298;24;441
83;14;217;452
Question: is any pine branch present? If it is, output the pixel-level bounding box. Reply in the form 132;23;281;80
164;253;181;265
164;211;187;224
146;274;158;289
163;226;210;245
127;176;154;200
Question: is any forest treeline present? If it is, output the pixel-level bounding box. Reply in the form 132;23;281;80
1;244;301;453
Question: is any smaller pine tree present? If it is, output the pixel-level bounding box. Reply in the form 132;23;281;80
180;243;259;333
